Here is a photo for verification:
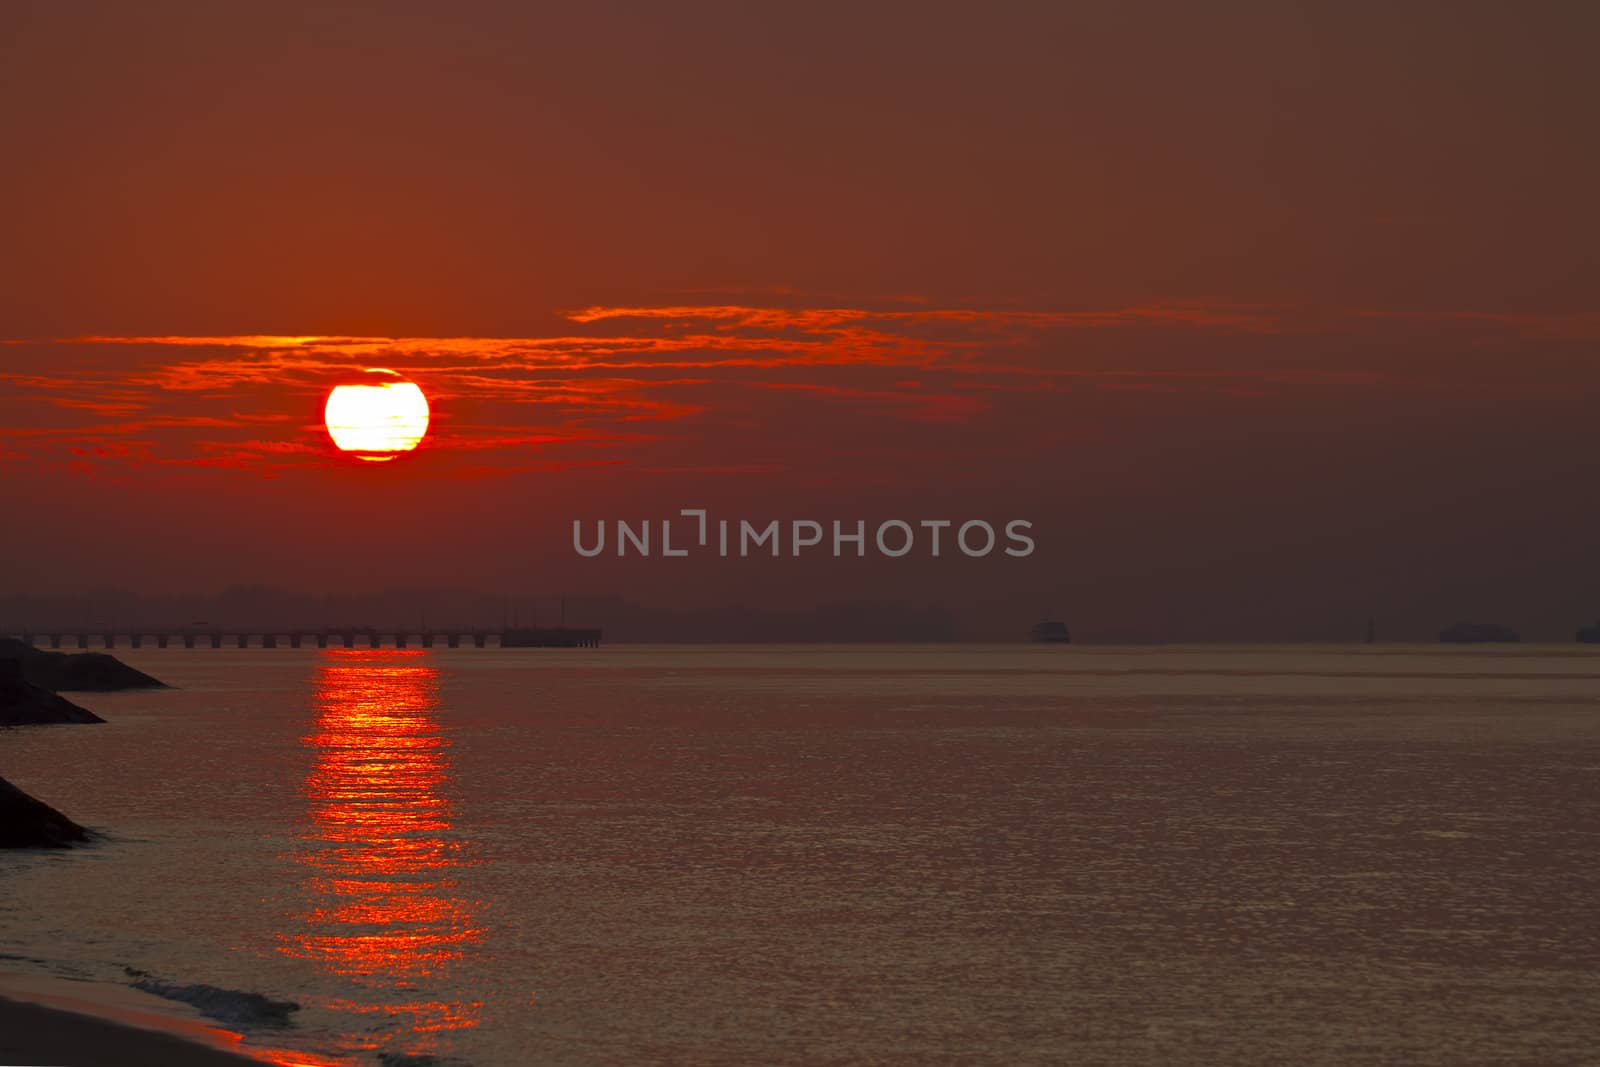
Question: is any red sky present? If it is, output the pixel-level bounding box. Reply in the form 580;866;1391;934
1;3;1596;638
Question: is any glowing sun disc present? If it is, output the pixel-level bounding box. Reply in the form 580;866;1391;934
324;369;430;461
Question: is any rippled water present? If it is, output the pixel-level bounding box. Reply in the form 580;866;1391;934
2;645;1598;1065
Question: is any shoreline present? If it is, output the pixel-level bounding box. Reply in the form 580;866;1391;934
0;972;337;1067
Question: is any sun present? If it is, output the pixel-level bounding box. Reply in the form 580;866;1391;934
324;369;430;462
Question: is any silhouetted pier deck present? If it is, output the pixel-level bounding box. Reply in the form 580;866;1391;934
1;626;601;650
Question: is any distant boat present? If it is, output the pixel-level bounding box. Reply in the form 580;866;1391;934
1439;622;1520;643
1578;621;1600;644
1030;620;1071;644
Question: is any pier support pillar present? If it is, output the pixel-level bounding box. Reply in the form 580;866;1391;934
156;635;169;649
474;634;486;648
263;635;277;649
290;634;303;649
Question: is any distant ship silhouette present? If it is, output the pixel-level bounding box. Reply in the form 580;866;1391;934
1439;622;1520;643
1030;619;1071;643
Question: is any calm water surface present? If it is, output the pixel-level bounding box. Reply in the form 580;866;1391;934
2;645;1598;1065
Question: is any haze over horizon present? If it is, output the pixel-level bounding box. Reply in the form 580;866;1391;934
0;582;1591;645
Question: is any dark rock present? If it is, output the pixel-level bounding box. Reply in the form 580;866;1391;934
0;638;167;691
0;660;105;724
0;774;92;848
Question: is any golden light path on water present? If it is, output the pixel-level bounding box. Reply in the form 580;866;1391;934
277;650;483;1059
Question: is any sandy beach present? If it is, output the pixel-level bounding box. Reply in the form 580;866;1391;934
0;997;265;1067
0;972;323;1067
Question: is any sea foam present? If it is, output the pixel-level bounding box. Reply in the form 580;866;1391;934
124;967;300;1029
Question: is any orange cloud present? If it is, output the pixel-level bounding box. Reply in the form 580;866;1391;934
3;300;1586;478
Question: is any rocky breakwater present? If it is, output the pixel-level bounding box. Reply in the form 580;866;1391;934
0;637;167;691
0;773;92;848
0;659;104;725
1;660;100;845
0;638;164;847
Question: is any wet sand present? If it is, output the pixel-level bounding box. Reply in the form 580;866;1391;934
0;971;320;1067
0;994;267;1066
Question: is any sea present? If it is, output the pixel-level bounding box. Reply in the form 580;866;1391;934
2;644;1598;1066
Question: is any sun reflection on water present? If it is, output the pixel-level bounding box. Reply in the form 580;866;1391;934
279;649;483;1054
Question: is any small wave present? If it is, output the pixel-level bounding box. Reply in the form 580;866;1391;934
0;952;50;965
123;967;300;1028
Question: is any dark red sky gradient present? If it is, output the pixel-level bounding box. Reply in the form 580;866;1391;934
1;3;1596;639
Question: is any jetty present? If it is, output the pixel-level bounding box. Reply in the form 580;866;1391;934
0;626;601;650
